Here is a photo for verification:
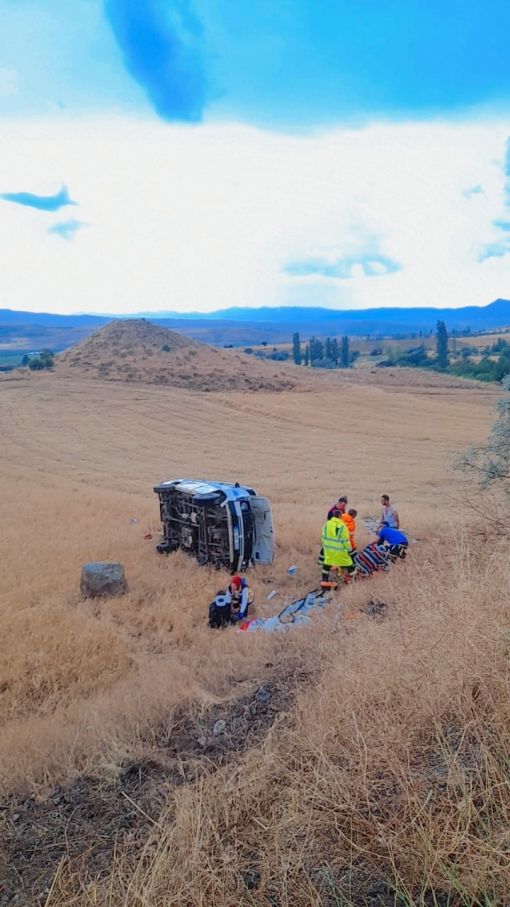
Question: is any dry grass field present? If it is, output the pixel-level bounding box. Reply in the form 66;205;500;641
455;330;510;349
2;357;510;906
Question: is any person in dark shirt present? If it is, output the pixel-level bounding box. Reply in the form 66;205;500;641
327;495;348;520
208;590;231;628
377;522;408;560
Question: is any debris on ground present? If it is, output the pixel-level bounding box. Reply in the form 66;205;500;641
241;588;395;634
365;599;389;620
362;516;380;533
240;589;334;633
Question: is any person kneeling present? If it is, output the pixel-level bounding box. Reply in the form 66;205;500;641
208;575;252;628
377;522;409;561
208;591;232;628
227;574;252;622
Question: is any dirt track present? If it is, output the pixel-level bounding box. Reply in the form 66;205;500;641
1;669;305;904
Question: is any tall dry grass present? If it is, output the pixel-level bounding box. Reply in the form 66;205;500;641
0;372;498;797
98;536;510;907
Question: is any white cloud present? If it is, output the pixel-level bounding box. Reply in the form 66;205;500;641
0;115;509;314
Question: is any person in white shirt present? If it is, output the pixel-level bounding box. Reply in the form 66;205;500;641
379;494;400;529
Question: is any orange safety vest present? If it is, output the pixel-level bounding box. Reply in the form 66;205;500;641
341;513;356;550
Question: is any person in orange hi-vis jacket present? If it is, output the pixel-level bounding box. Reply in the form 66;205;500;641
342;508;357;551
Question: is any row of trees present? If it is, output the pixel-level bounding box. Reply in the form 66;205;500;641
381;321;510;384
291;324;450;372
22;350;55;371
450;340;510;383
292;333;354;368
260;321;510;385
380;321;449;371
435;321;510;382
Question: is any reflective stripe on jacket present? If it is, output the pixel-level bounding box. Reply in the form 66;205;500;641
321;517;353;567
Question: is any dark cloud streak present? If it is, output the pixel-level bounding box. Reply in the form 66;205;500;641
104;0;207;122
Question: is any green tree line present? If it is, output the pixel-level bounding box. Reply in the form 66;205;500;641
292;332;357;368
22;350;55;371
380;321;510;384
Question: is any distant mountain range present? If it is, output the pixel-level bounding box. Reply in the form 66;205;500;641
140;299;510;330
1;299;510;352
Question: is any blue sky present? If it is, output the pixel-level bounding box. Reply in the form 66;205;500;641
2;0;510;124
0;1;509;313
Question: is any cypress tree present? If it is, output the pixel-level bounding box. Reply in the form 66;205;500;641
309;336;324;363
341;336;350;368
331;338;339;364
292;332;302;365
436;320;449;369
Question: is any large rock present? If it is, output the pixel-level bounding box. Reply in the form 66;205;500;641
80;562;127;598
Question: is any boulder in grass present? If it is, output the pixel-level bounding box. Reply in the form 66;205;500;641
80;562;127;598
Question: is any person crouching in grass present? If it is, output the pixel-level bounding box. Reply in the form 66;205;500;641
377;522;408;561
